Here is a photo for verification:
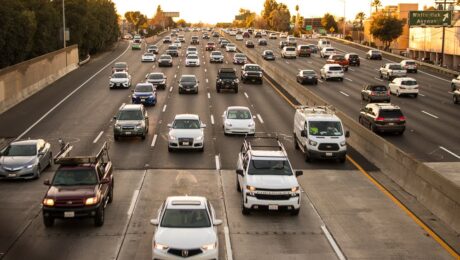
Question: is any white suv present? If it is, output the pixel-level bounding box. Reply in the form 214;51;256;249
281;46;297;59
150;196;222;260
168;114;206;152
320;64;344;81
320;47;336;58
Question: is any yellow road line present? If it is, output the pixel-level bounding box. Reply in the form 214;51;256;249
266;74;460;258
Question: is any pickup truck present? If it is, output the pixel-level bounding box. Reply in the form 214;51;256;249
42;141;114;227
241;64;263;84
379;63;407;81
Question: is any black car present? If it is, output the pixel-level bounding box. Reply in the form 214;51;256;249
258;39;267;46
241;64;263;84
296;70;318;85
216;68;239;93
191;36;199;45
178;75;199;94
245;40;255;48
262;50;275;60
163;37;172;44
158;55;173;67
307;44;318;53
145;72;167;90
359;103;405;135
366;50;382;60
361;84;390;102
166;45;179;57
254;32;262;38
345;53;360;66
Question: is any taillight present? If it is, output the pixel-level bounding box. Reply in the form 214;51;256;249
376;117;385;121
399;116;406;121
370;91;376;96
387;90;390;95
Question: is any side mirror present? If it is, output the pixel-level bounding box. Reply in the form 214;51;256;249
300;130;308;137
167;123;172;128
345;130;350;138
201;123;207;128
295;170;303;177
214;219;223;226
100;178;110;184
150;219;159;226
236;169;244;176
43;180;50;186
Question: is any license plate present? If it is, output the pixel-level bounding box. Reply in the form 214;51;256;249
388;123;395;126
125;131;132;135
182;142;189;146
268;205;278;210
64;211;75;218
140;98;145;102
326;152;333;156
8;173;17;177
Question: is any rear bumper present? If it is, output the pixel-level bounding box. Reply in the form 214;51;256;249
374;124;405;133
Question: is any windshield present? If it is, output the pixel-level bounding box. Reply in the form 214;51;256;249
168;46;177;50
248;159;293;176
180;76;197;83
325;48;334;52
3;145;36;156
309;121;343;136
52;169;98;186
286;48;295;51
227;109;251;119
371;85;387;91
211;51;222;56
144;53;153;56
405;61;416;65
161;209;211;228
187;55;198;59
329;66;342;71
379;110;403;118
187;48;197;52
149;74;163;79
118;110;143;120
220;72;236;79
160;55;171;60
302;71;315;76
264;51;273;55
135;85;153;92
246;66;261;71
112;73;127;79
389;65;403;70
235;54;245;58
114;63;126;69
173;119;200;129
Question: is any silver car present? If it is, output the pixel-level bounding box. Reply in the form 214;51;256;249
0;139;52;180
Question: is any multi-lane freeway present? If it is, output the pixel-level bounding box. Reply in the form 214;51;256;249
0;31;457;259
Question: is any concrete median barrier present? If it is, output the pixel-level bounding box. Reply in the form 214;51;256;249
229;34;460;233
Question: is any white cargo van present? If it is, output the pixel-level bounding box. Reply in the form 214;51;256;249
317;39;331;51
293;106;349;163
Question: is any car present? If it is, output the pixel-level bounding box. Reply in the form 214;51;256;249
42;142;113;227
400;60;417;73
296;70;318;85
269;33;277;39
171;31;177;37
236;136;303;215
147;45;158;54
241;64;263;84
261;30;267;36
186;46;198;56
307;44;318;53
145;72;167;90
320;64;344;81
202;33;210;39
178;75;199;94
141;52;156;62
132;39;142;50
296;45;311;57
178;35;185;42
173;40;182;48
216;67;239;93
262;50;275;60
317;39;331;51
388;77;419;97
359;103;406;135
344;53;360;66
150;196;221;259
109;72;131;88
113;104;149;140
254;31;262;38
453;88;460;104
168;114;206;151
366;50;382;60
287;36;297;46
210;51;224;63
226;43;237;52
327;54;349;71
112;62;128;73
361;84;390;102
258;38;267;46
320;47;336;58
191;36;199;45
233;53;247;64
206;42;216;51
279;40;288;49
379;63;407;80
281;46;297;59
0;139;52;180
163;36;172;44
279;32;287;38
451;75;460;91
222;106;255;135
185;54;200;67
421;57;434;64
212;32;219;37
166;45;179;57
293;106;349;163
131;83;157;106
243;31;250;38
220;39;229;48
158;54;173;67
236;34;243;41
245;40;255;48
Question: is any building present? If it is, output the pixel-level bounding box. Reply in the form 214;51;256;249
302;18;323;32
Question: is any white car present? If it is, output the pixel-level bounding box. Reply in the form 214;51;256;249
185;54;200;67
320;47;336;58
109;72;131;88
141;52;156;62
186;47;198;56
150;196;222;260
168;114;206;151
236;34;243;41
279;32;287;38
226;43;237;52
261;30;267;36
173;40;182;48
388;77;419;97
400;60;417;73
281;46;297;59
269;33;277;39
222;106;255;135
320;64;344;81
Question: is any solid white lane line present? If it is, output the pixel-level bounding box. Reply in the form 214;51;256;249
93;131;103;144
211;115;215;125
169;86;173;92
127;190;140;216
177;65;180;69
339;91;349;97
207;92;211;99
285;61;290;64
206;78;209;83
151;134;158;147
244;92;249;98
374;77;384;82
321;225;346;260
257;114;264;124
215;155;221;170
345;78;352;82
421;110;438;119
162;105;167;112
439;146;460;159
418;70;451;83
224;226;233;260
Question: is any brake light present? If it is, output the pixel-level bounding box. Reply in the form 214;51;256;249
376;117;385;121
370;91;376;96
387;90;390;95
399;116;406;121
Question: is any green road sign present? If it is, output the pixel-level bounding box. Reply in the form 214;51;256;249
409;11;452;26
306;25;313;31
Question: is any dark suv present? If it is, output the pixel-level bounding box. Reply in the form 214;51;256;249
166;45;179;57
191;36;199;45
241;64;263;84
361;85;390;102
345;53;360;66
113;104;149;140
216;68;239;93
359;103;405;135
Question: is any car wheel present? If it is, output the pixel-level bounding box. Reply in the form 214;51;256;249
379;73;383;79
241;194;250;215
48;154;53;168
168;147;173;152
35;164;41;179
234;87;238;93
338;156;346;163
414;70;417;73
43;215;54;227
291;208;300;216
294;135;299;150
361;94;365;101
304;148;311;162
141;134;146;140
94;206;105;227
451;84;456;92
114;135;119;141
453;95;458;104
371;124;377;133
216;87;220;93
413;94;418;98
108;182;114;203
236;176;241;192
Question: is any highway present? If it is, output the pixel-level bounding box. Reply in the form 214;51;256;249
226;32;460;162
0;32;456;259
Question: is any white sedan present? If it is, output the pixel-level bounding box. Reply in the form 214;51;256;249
236;34;243;41
388;77;419;97
226;43;237;52
150;196;222;260
185;54;200;67
141;52;156;62
222;106;255;135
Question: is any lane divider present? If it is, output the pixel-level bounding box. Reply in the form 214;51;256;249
321;225;346;260
162;105;167;113
339;91;349;97
215;155;220;170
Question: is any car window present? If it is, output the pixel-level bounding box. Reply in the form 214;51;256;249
401;80;417;86
245;66;261;71
3;144;37;156
118;109;143;120
389;65;403;70
160;209;211;228
308;121;343;136
379;110;403;118
228;109;251;119
180;76;197;83
112;73;127;78
371;85;387;91
329;66;342;71
114;63;126;69
173;119;200;129
247;159;293;176
52;169;98;186
149;74;164;79
135;85;153;92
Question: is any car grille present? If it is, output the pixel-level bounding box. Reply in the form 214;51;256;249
122;126;135;130
178;138;193;146
318;143;340;151
167;248;202;258
55;198;85;207
254;194;291;200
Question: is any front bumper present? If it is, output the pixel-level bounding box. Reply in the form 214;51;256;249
169;140;203;149
233;60;246;64
0;167;37;180
307;150;346;160
110;82;129;88
224;127;255;135
114;128;146;137
42;204;100;219
210;58;223;63
244;192;300;210
132;96;156;105
159;62;173;67
153;247;218;260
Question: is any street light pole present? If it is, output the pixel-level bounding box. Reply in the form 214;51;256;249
440;0;446;67
62;0;66;48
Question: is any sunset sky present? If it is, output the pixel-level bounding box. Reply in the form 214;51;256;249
112;0;435;24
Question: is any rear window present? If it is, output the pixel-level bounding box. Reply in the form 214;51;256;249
245;65;261;71
379;109;403;118
405;61;416;65
329;66;342;71
286;47;295;51
299;46;310;50
349;54;359;59
401;80;417;86
135;84;153;92
389;65;403;70
325;48;335;52
370;85;387;91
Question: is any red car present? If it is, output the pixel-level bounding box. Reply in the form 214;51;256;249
326;54;349;71
206;42;215;51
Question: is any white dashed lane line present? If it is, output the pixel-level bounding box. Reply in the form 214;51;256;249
374;77;384;82
244;92;249;98
257;114;264;124
207;93;211;99
162;105;167;112
439;146;460;159
93;131;103;144
339;91;350;97
151;134;158;147
211;115;215;125
421;110;438;119
345;78;353;82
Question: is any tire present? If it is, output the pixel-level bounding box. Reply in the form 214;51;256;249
94;206;105;227
294;135;299;150
291;208;300;216
304;148;311;162
241;195;250;215
43;215;54;227
48;154;53;168
413;94;418;98
379;73;383;79
451;84;456;92
314;80;318;85
236;176;241;192
199;147;204;152
216;87;220;93
454;95;459;104
234;87;238;93
114;135;119;141
414;70;417;73
108;181;114;203
141;134;146;140
168;147;173;152
371;124;377;133
35;164;41;179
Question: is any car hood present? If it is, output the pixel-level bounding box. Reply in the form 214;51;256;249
179;82;197;87
0;156;36;168
159;59;171;62
155;227;216;248
246;174;298;189
47;185;97;198
147;79;165;84
169;129;203;138
111;78;129;83
186;58;199;62
226;119;254;128
133;91;155;97
116;120;144;126
211;55;223;58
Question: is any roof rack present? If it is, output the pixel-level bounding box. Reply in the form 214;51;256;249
295;105;335;115
242;134;287;155
54;139;109;166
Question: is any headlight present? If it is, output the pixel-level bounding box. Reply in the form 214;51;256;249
201;242;217;251
217;79;222;82
178;84;183;88
291;186;300;192
225;121;232;127
246;185;256;192
132;94;137;98
135;124;143;129
43;198;54;206
340;141;346;146
115;124;121;129
169;135;176;141
154;242;169;250
85;196;99;205
248;121;255;127
195;135;203;141
308;140;318;146
26;164;34;169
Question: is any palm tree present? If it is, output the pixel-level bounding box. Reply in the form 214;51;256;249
355;12;366;42
371;0;382;13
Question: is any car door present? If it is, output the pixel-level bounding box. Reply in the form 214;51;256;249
238;154;249;188
360;107;370;126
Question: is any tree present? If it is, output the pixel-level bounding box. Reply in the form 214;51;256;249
176;19;188;28
268;4;290;31
125;11;147;33
371;0;382;13
353;12;366;42
370;14;404;50
262;0;278;20
321;13;338;34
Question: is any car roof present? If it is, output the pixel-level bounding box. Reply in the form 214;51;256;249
11;139;40;146
245;63;259;67
227;106;250;111
136;83;154;87
300;69;316;73
366;103;400;109
166;196;207;209
174;114;200;120
324;64;342;68
120;104;143;110
397;77;417;81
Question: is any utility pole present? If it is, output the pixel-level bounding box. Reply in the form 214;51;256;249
440;0;446;67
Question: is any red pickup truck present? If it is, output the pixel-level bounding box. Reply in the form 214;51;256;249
42;141;114;227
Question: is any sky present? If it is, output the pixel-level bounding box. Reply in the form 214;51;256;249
112;0;436;24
